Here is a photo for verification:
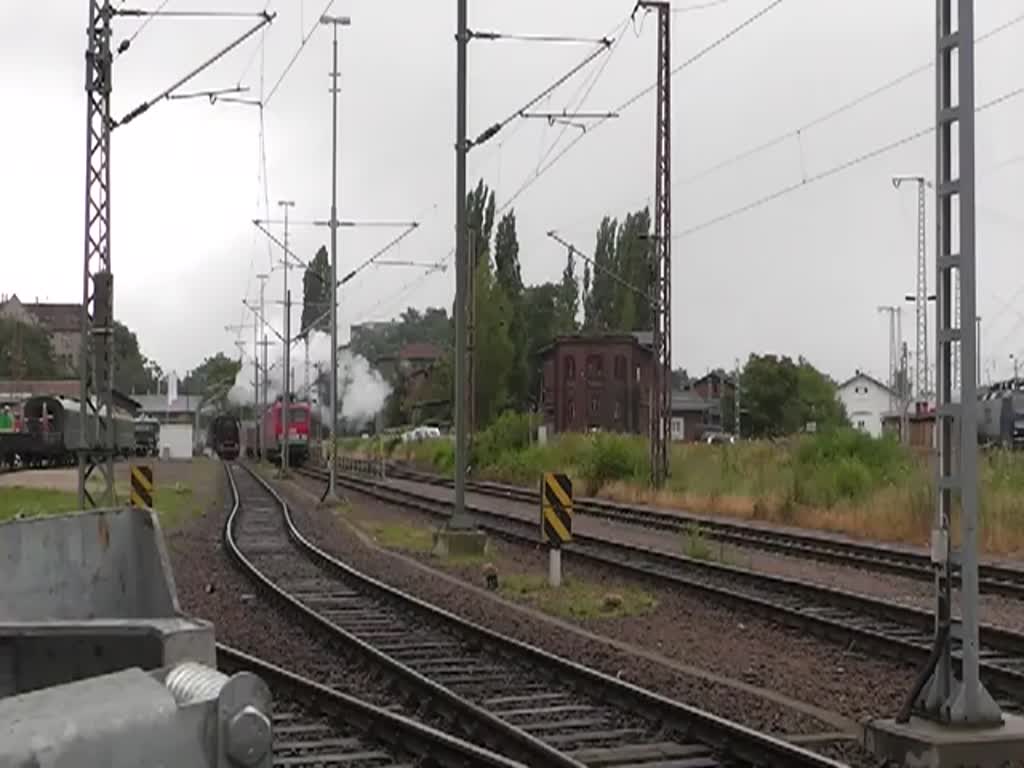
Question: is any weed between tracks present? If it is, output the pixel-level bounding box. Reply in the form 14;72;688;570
337;513;655;621
354;426;1024;555
499;573;656;620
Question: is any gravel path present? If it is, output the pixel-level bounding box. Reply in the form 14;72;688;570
283;470;914;748
382;475;1024;632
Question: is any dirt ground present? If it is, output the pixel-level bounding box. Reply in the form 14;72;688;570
0;460;207;491
0;459;222;529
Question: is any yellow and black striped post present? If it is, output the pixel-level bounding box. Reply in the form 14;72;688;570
540;472;572;587
130;465;154;509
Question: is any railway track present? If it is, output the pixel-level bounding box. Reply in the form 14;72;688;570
217;643;526;768
369;461;1024;599
225;461;843;768
304;464;1024;710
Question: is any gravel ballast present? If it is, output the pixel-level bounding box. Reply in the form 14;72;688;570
282;471;915;738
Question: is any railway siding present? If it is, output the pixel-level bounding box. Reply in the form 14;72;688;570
310;466;1024;712
227;462;845;768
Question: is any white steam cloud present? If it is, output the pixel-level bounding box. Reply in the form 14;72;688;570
227;331;391;427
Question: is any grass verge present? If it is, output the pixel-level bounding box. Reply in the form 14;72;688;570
498;573;657;620
347;515;656;621
0;459;218;530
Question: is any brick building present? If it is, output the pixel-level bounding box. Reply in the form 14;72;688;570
539;334;653;434
671;371;736;441
0;295;82;374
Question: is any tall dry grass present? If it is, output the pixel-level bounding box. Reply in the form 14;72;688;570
338;424;1024;555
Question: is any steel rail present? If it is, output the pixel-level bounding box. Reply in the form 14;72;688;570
223;462;583;768
377;462;1024;598
216;643;528;768
229;461;844;768
309;464;1024;707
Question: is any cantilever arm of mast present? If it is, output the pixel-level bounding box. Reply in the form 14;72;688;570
242;300;284;344
115;11;274;128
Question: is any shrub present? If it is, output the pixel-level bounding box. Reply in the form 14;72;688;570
473;411;536;469
579;433;647;495
791;428;909;507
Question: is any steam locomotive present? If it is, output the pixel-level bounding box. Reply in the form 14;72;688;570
208;414;241;460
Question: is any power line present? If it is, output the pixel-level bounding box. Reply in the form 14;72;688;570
674;83;1024;239
264;0;336;106
117;0;172;55
470;38;613;148
533;17;631;174
678;8;1024;188
498;0;785;214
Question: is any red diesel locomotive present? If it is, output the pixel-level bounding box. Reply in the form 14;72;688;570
262;397;312;466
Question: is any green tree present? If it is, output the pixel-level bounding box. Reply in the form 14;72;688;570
472;260;514;427
493;210;523;300
113;321;160;394
521;283;562;405
0;319;58;378
587;216;618;331
349;307;452;365
183;352;242;409
494;210;530;409
613;207;653;332
467;179;496;268
555;247;580;334
740;354;846;437
300;245;331;336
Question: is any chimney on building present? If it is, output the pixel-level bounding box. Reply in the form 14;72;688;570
168;371;179;407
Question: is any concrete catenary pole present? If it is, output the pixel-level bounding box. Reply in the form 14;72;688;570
321;14;351;499
278;200;295;475
912;0;999;725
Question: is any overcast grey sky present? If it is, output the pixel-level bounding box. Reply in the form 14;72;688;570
3;0;1023;386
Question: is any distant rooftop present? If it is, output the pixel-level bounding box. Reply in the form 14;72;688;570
134;394;209;415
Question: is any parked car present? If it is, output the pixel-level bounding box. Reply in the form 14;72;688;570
402;425;442;443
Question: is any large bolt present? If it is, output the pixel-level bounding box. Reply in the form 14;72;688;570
226;705;272;767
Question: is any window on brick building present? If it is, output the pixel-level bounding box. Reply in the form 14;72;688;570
613;399;622;421
565;357;576;381
586;354;604;378
614;355;626;380
567;398;575;422
590;394;600;417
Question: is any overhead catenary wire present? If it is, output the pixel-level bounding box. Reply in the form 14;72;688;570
116;0;172;55
470;38;614;149
534;16;631;173
678;7;1024;188
116;11;274;127
264;0;336;106
674;83;1024;239
497;0;786;215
